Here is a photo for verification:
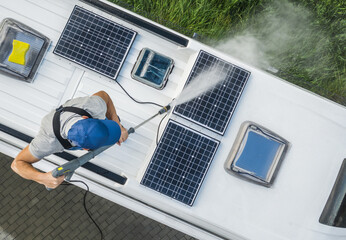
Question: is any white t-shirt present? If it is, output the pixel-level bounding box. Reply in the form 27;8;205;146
29;95;107;159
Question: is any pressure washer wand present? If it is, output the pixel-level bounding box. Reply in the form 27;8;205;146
127;104;171;134
46;145;111;191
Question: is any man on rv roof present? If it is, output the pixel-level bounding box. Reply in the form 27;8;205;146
11;91;128;189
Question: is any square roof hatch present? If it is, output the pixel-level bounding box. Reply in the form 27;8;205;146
225;121;289;186
0;18;50;82
131;48;174;89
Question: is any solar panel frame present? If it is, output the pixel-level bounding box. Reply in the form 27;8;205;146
54;5;136;79
141;120;220;206
173;50;250;135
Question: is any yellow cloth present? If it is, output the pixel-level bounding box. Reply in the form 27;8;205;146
8;40;30;65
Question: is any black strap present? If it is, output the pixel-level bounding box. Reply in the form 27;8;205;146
53;106;93;149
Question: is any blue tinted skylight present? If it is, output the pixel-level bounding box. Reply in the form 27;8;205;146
234;131;281;181
225;122;289;186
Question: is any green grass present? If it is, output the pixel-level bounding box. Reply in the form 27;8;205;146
109;0;346;105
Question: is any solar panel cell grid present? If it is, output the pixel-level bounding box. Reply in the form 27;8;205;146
141;120;219;206
54;6;136;79
174;50;250;135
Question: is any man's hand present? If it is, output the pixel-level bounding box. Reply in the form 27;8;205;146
39;171;65;189
117;126;128;146
12;145;65;189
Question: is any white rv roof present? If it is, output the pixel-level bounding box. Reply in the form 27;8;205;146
0;0;345;239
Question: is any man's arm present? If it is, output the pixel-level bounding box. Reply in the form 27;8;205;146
93;91;128;145
11;145;64;188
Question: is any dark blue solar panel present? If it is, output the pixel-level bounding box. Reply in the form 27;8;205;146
141;120;219;206
54;6;136;79
174;50;250;135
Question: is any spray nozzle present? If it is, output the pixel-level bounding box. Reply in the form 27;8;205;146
158;105;171;114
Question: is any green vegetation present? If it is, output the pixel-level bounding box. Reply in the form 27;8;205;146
109;0;345;105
